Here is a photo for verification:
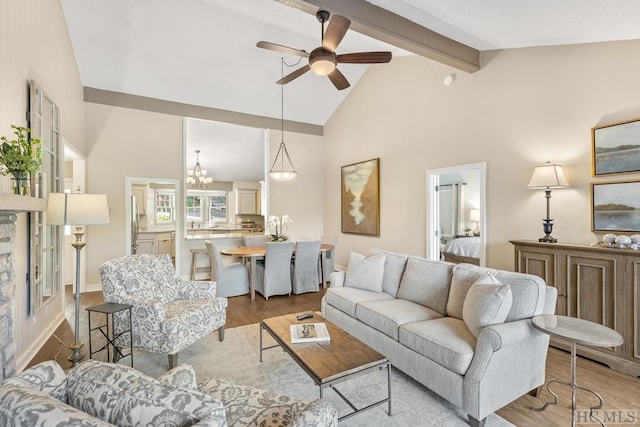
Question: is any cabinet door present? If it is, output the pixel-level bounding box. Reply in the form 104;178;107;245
132;187;146;215
157;233;173;256
236;190;257;214
514;244;565;315
136;239;155;254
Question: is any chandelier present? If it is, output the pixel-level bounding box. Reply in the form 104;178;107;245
187;149;213;189
269;58;297;181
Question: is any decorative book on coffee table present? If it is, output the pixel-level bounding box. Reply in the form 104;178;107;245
290;323;331;344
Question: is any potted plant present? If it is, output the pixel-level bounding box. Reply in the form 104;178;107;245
0;125;42;195
268;214;293;242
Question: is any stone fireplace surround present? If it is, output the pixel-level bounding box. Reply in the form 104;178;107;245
0;194;46;380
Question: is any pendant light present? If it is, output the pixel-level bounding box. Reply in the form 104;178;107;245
269;58;297;181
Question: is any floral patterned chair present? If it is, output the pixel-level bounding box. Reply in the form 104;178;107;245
99;254;228;369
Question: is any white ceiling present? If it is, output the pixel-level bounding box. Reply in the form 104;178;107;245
60;0;640;179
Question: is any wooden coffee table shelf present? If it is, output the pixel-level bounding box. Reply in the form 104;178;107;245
260;312;391;421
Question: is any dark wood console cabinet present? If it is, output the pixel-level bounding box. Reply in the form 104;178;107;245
511;240;640;376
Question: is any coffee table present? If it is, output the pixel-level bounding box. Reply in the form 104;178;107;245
260;312;391;421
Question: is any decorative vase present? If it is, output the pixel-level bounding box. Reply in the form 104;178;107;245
11;172;30;196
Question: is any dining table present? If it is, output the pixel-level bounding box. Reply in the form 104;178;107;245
220;243;334;300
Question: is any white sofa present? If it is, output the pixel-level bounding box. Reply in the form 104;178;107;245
321;248;557;427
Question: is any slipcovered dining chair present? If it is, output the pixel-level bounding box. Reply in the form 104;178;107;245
99;254;228;369
293;240;322;295
205;240;249;297
319;234;339;284
243;235;268;247
255;241;294;300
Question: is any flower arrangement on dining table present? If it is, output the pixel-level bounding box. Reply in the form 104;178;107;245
268;215;292;242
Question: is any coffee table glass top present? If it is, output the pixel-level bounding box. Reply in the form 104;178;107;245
532;314;623;348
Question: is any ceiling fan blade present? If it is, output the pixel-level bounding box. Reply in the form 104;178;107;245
277;65;311;85
337;52;392;64
257;41;309;58
327;68;350;90
322;15;351;52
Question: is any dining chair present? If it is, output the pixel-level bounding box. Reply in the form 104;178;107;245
255;241;294;300
318;234;339;283
292;240;322;294
205;240;250;297
243;235;268;247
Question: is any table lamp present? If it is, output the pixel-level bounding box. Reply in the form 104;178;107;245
469;209;480;236
528;162;569;243
47;193;110;366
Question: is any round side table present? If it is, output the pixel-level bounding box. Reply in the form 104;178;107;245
531;314;623;427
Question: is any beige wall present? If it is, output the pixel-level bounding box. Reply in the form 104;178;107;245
84;105;325;285
0;0;85;369
323;40;640;271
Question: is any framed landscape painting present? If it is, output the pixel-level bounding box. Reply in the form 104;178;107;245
341;158;380;236
592;118;640;176
591;180;640;232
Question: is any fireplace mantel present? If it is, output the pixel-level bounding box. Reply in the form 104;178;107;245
0;194;46;212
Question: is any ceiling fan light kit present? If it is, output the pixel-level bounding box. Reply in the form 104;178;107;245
257;10;392;90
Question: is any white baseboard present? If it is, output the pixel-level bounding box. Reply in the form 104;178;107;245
84;282;102;293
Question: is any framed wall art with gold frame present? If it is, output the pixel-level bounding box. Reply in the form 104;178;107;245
341;158;380;236
592;117;640;176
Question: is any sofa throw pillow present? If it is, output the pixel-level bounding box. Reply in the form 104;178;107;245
447;264;486;319
2;360;68;403
66;360;226;427
396;257;453;315
462;274;513;338
344;252;386;293
366;248;408;297
157;364;198;390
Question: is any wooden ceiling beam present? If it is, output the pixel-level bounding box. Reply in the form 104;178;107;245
280;0;480;73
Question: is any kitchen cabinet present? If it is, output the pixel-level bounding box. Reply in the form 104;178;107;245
236;189;260;214
511;239;640;376
136;232;175;257
136;233;155;254
132;185;148;215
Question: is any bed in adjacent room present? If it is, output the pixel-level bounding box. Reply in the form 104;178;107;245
441;236;480;265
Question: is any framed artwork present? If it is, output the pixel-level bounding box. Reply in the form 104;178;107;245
591;180;640;232
341;158;380;236
592;118;640;176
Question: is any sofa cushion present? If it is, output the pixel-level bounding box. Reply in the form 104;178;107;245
356;299;443;340
447;264;485;319
399;318;476;375
199;376;337;427
2;360;68;403
448;263;546;322
366;248;408;297
324;287;394;317
396;257;453;315
462;274;513;337
66;360;226;427
0;384;112;426
344;252;386;292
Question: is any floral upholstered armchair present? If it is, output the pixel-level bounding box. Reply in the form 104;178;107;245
99;254;228;369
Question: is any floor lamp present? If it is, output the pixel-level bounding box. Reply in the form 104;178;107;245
528;162;569;243
47;193;110;366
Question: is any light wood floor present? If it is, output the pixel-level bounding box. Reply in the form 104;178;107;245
30;286;640;426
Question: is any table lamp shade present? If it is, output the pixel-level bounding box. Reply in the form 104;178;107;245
46;193;110;226
527;163;569;189
470;209;480;222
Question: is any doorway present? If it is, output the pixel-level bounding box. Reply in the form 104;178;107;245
125;177;182;275
426;162;486;266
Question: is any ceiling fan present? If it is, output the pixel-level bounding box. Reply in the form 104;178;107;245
257;10;392;90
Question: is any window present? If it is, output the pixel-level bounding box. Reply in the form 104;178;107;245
155;190;175;224
186;195;202;222
209;192;228;223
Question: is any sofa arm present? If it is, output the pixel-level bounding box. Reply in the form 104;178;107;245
329;271;345;287
178;280;217;299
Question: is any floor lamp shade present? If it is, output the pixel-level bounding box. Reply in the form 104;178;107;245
46;193;110;226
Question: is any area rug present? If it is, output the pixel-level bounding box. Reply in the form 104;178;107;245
129;324;513;426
